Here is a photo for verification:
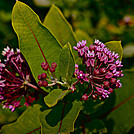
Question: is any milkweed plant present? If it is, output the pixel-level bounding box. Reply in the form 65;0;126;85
0;1;124;134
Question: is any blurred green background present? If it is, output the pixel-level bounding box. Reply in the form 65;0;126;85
0;0;134;129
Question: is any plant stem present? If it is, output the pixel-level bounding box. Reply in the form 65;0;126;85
26;82;47;95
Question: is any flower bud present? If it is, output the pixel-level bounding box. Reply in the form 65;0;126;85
51;62;57;68
91;94;98;100
93;69;100;75
38;74;42;80
82;94;88;101
100;68;106;74
41;62;49;71
111;78;117;84
108;88;113;93
104;81;110;87
49;67;55;73
89;45;95;51
41;73;47;79
42;80;48;87
38;80;42;87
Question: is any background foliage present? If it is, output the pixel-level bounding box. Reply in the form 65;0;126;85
0;0;134;133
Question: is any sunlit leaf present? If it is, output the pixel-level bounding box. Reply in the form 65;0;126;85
74;119;107;134
105;41;123;60
40;100;82;134
44;89;69;107
75;29;93;45
0;104;42;134
105;71;134;134
12;1;62;92
59;43;75;84
43;4;78;58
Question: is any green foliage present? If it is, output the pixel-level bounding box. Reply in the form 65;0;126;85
105;71;134;134
40;100;82;134
74;119;107;134
59;43;75;84
0;1;133;134
105;41;123;60
75;29;93;45
43;4;78;59
82;98;104;115
0;104;42;134
44;89;69;107
0;106;19;126
12;1;62;92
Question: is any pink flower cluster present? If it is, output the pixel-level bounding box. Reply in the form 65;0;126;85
0;47;38;111
73;40;123;101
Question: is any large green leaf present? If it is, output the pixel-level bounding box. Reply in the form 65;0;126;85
104;71;134;134
43;4;77;47
59;43;75;84
44;89;70;107
75;29;93;45
73;119;107;134
40;100;82;134
0;105;19;126
12;1;62;92
43;4;78;59
105;41;123;60
0;104;42;134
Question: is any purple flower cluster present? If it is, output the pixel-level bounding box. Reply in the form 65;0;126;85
73;39;123;101
0;47;38;111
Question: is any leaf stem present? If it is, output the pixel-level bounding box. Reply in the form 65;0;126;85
26;82;47;95
58;103;66;133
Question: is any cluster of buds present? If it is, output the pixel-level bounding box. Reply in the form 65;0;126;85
0;47;39;111
72;40;123;101
38;62;57;87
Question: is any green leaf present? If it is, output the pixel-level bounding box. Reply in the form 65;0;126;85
74;119;107;134
82;98;104;115
43;4;78;59
0;104;42;134
44;89;70;107
59;43;75;84
0;105;19;126
105;71;134;134
43;4;77;47
40;100;82;134
75;29;93;45
12;1;62;92
105;41;123;60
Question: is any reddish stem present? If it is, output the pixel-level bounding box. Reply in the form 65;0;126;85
59;103;66;133
5;69;23;82
81;124;85;134
27;127;41;134
99;94;134;119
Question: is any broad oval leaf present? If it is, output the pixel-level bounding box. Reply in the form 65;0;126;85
105;71;134;134
12;1;62;92
105;41;123;60
75;29;93;45
43;5;78;59
59;43;75;84
39;100;82;134
44;89;70;107
0;104;42;134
